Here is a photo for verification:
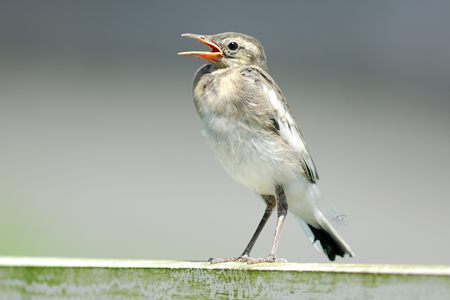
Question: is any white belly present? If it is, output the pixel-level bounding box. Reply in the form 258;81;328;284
202;116;297;195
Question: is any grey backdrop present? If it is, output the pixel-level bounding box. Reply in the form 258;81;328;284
1;0;449;264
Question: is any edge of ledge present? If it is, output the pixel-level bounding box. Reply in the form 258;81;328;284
1;256;449;276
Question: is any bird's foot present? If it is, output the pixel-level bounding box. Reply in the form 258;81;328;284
208;255;255;264
208;254;287;264
246;254;287;264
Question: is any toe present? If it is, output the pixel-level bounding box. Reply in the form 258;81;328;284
208;257;239;264
246;255;287;264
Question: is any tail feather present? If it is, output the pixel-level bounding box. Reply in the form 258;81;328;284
299;214;354;261
307;225;348;261
284;178;354;261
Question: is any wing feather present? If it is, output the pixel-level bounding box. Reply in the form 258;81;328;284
240;66;319;183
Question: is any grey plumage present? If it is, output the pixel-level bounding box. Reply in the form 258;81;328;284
179;32;354;262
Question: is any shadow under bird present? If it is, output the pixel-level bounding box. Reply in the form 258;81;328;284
179;32;354;262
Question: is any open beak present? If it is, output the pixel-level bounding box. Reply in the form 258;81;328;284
178;33;223;61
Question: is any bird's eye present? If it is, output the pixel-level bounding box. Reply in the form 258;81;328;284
227;42;239;51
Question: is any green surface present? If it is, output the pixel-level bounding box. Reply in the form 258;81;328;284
0;257;449;299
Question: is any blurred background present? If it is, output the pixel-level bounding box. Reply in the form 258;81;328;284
1;0;449;264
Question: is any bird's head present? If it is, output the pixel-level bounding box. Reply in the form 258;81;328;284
178;32;267;69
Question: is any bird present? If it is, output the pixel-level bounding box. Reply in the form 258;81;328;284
178;32;354;262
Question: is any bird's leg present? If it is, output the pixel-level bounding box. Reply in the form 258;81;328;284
208;195;275;264
247;185;288;264
239;195;275;258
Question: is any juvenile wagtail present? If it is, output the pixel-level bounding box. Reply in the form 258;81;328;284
179;32;354;262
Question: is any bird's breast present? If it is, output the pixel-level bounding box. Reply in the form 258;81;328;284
193;67;244;119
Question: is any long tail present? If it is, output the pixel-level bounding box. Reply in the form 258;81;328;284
299;213;354;261
284;178;354;261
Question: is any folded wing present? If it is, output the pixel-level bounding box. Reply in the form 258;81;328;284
239;66;319;183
